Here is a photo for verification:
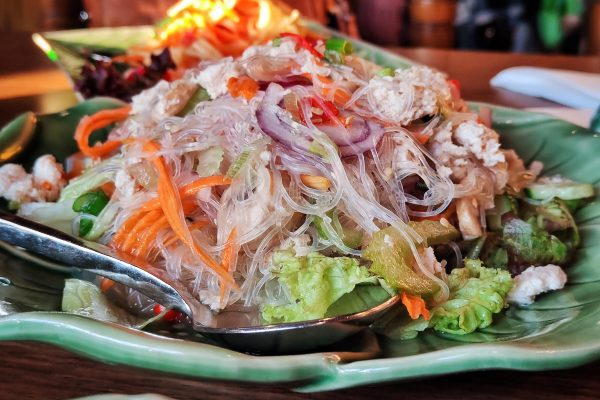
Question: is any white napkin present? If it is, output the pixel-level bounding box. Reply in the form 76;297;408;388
490;67;600;109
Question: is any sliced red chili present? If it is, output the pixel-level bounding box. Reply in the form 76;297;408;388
153;304;186;324
280;32;324;59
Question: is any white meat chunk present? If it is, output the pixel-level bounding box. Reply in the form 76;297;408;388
0;155;65;204
508;264;567;305
363;66;452;125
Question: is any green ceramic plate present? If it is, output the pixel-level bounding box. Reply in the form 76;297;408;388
1;25;599;393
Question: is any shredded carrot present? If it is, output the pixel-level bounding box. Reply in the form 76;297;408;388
401;292;430;320
120;210;162;254
143;141;237;289
163;219;210;248
135;216;170;259
74;105;131;158
412;202;456;222
111;209;146;248
101;182;116;198
219;228;238;305
100;277;114;293
139;175;232;212
315;75;352;106
412;131;432;145
227;76;259;100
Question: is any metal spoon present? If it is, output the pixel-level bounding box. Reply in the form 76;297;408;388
0;211;401;354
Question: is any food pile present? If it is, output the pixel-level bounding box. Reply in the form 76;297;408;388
76;0;302;101
1;33;593;337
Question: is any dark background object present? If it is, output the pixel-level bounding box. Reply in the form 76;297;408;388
0;1;598;53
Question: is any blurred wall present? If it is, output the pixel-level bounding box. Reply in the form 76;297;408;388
0;0;83;32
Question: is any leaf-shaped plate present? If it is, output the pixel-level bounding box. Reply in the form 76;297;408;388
1;26;598;392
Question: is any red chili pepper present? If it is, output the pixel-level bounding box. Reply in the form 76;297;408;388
448;79;461;99
153;304;185;324
294;96;342;126
280;32;324;59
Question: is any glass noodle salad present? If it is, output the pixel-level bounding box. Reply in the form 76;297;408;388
1;34;594;337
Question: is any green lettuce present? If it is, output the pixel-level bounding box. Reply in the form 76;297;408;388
196;146;224;177
503;217;568;266
430;259;513;334
261;251;377;323
59;159;119;202
62;279;139;325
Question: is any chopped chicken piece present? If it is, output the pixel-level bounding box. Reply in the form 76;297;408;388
0;155;65;204
508;264;567;305
454;121;505;168
363;66;451;125
190;57;242;99
456;197;483;240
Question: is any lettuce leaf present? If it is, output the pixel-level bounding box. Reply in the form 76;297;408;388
59;158;119;201
261;251;377;324
430;259;513;335
62;279;139;325
18;199;77;233
502;217;568;267
196;146;224;177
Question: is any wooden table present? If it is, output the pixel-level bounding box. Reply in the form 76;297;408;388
1;32;599;400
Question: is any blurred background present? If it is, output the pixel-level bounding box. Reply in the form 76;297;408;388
0;0;598;54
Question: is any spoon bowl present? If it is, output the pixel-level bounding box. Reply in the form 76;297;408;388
0;211;401;354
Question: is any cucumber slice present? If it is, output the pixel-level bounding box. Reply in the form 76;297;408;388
525;181;594;201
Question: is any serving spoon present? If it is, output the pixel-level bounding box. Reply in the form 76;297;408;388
0;211;401;354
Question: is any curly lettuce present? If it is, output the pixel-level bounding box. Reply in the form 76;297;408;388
261;251;377;324
430;259;513;335
503;217;568;267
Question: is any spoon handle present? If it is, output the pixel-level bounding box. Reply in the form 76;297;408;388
0;210;191;316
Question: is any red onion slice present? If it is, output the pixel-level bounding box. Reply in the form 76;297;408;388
338;121;385;157
257;83;385;157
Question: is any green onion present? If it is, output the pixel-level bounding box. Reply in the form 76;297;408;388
226;150;251;178
73;190;109;216
73;190;109;237
7;200;20;211
79;217;94;237
176;87;210;117
272;37;282;47
324;50;344;65
325;38;353;55
377;67;395;77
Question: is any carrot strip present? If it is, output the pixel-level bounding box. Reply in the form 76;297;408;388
119;210;161;254
412;202;456;222
111;209;146;248
314;75;352;106
135;218;170;258
163;219;209;249
227;76;259;100
74;105;131;158
143;141;237;289
100;277;114;293
401;292;430;320
219;228;238;305
126;211;165;257
139;175;232;212
412;131;432;145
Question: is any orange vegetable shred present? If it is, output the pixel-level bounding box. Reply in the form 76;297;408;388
227;76;259;100
401;292;431;320
74;105;131;158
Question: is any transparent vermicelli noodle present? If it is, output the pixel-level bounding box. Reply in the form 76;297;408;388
16;35;565;329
